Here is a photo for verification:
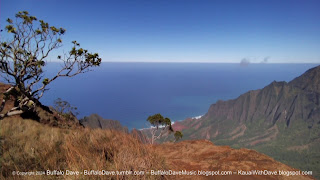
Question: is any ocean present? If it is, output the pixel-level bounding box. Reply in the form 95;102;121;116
39;63;317;129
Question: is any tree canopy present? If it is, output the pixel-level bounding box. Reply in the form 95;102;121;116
147;113;181;144
147;113;173;130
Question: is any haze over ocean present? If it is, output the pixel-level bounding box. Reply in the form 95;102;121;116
39;63;318;129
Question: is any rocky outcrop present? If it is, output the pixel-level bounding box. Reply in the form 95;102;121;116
80;114;129;133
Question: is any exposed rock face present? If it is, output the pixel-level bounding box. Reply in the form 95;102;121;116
79;114;129;133
203;80;319;130
174;65;320;178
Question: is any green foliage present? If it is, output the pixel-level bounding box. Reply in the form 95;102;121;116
147;113;164;128
42;78;49;85
147;113;173;130
174;131;183;142
163;117;171;126
5;25;16;33
6;18;13;24
15;11;37;25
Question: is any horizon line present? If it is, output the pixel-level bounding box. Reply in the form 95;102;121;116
102;61;320;64
46;61;320;64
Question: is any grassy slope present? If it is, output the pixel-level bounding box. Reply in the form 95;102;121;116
0;117;167;179
154;140;313;180
209;119;320;179
0;117;316;180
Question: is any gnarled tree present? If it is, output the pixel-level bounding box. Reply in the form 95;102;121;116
0;11;101;118
147;113;174;144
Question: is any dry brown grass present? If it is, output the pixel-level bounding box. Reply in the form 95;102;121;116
153;140;314;180
1;117;314;180
0;117;167;180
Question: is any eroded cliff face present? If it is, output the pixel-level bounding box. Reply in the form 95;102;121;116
173;65;320;178
177;66;320;143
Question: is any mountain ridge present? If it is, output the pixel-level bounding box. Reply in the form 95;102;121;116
174;65;320;179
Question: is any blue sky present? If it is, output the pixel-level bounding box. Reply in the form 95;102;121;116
1;0;320;63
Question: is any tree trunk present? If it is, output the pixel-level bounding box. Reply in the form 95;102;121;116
0;87;14;113
0;87;36;119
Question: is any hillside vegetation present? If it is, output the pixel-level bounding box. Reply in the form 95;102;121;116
0;117;166;179
154;140;313;180
1;117;315;180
